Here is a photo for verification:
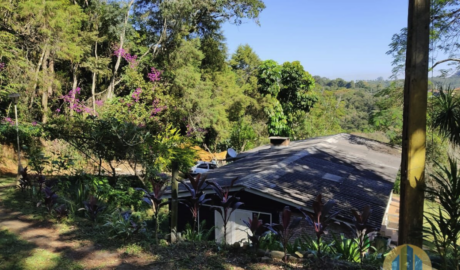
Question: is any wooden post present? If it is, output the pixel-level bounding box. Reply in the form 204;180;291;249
15;104;22;185
398;0;430;247
170;161;179;243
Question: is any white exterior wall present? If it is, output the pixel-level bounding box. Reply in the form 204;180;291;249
213;209;271;245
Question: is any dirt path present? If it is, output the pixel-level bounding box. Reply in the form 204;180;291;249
0;184;155;270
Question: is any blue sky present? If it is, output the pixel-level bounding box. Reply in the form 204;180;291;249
222;0;409;81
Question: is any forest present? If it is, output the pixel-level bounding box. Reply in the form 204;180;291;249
2;0;460;269
1;0;459;155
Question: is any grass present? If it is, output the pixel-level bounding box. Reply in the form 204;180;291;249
390;193;443;241
122;243;144;256
0;229;83;270
423;198;460;247
0;229;35;270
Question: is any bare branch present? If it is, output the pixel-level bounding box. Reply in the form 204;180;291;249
139;18;168;60
431;8;460;21
431;58;460;69
107;0;134;99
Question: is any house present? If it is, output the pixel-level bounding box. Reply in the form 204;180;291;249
175;133;401;244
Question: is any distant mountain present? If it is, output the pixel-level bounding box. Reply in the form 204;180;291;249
450;71;460;78
431;74;460;89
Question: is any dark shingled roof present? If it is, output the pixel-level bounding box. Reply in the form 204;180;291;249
183;133;401;227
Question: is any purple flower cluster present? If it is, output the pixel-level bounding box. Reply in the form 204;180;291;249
150;98;167;117
0;63;5;71
113;47;138;69
60;87;94;114
95;100;104;107
2;117;14;125
31;121;37;126
186;124;206;137
148;67;162;82
131;88;142;103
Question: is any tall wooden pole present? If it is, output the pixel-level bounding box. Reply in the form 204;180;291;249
170;161;179;243
398;0;430;247
15;103;22;185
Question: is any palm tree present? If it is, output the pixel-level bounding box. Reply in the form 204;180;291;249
432;87;460;146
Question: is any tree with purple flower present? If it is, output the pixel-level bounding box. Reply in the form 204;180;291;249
2;117;14;125
113;47;138;69
60;87;94;115
148;67;162;82
131;88;142;103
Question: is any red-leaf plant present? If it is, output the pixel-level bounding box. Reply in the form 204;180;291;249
206;177;244;245
179;174;211;232
37;186;58;213
36;175;45;193
299;194;340;258
121;210;142;235
136;181;167;244
243;213;266;249
18;167;31;192
266;206;302;261
350;205;378;263
81;195;106;223
54;204;69;220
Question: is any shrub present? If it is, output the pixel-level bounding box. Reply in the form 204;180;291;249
136;181;167;244
299;233;331;256
104;209;144;240
349;205;377;263
299;194;340;258
0;122;42;154
330;233;360;262
259;231;282;251
266;206;301;261
54;204;69;220
424;157;460;270
80;195;107;222
242;212;266;249
180;174;210;232
182;220;214;241
37;186;58;213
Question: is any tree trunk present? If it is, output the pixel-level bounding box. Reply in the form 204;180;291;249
108;160;116;178
155;211;160;244
92;41;98;114
170;161;179;243
70;63;78;116
41;48;50;123
240;140;247;153
98;157;102;176
398;0;430;247
30;45;47;109
107;0;133;99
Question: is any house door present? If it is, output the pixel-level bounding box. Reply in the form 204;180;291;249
214;209;272;245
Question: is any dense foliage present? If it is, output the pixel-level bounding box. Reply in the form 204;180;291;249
387;0;460;77
1;0;429;155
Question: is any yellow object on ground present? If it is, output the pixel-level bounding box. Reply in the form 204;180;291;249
191;146;227;162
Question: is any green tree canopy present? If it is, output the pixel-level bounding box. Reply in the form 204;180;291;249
257;60;317;137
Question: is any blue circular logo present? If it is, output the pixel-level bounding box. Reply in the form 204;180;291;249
383;244;432;270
